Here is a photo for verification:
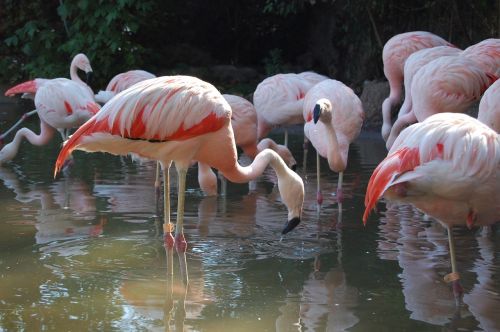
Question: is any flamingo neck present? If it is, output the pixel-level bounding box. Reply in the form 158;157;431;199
221;149;285;183
70;60;84;84
322;120;348;172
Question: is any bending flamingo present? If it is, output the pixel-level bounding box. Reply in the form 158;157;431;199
0;78;100;165
303;79;364;206
253;71;328;146
95;69;156;104
54;76;305;252
385;46;462;150
462;38;500;76
197;94;298;196
364;112;500;302
381;31;454;141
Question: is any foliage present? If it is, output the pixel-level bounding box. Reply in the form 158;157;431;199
263;48;284;75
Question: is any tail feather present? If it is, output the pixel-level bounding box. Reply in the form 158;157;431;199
54;118;97;177
363;147;420;224
5;80;38;97
87;102;101;115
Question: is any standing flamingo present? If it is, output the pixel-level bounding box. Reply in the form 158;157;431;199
385;46;462;150
253;71;328;146
95;69;156;104
0;78;100;165
4;53;94;100
381;31;454;141
302;79;364;206
363;112;500;303
54;76;305;252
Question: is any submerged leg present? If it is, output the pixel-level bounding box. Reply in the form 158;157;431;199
316;151;323;206
336;171;344;204
444;226;463;306
174;164;188;252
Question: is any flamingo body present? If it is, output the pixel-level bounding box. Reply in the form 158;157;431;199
478;78;500;132
381;31;454;140
364;112;500;227
462;38;500;76
411;56;496;122
55;76;304;235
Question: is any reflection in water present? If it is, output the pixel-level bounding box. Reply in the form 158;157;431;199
377;204;500;330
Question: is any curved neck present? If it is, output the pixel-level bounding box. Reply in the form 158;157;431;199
256;138;277;155
221;149;285;183
70;59;84;84
322;121;348;172
0;122;55;163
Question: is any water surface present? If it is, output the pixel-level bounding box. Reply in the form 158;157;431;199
0;101;499;331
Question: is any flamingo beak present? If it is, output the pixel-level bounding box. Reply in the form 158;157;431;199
282;217;301;234
291;164;297;172
313;104;321;124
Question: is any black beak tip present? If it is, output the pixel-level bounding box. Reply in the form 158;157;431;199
86;71;93;84
291;164;297;172
313;104;321;124
282;217;301;235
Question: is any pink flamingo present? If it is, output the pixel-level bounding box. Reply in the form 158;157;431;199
95;69;156;104
0;78;100;165
253;71;328;146
385;46;462;150
302;79;364;206
4;53;94;99
363;111;500;302
54;76;305;252
197;94;297;196
386;55;496;150
477;77;500;132
381;31;454;141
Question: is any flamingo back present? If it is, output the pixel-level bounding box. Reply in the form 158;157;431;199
462;38;500;76
411;56;496;121
105;70;156;93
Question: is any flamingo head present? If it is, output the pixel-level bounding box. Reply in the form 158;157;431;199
73;53;93;83
313;98;332;124
278;165;304;234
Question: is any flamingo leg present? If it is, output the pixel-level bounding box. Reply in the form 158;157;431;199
303;137;309;174
174;164;188;252
163;244;174;327
155;161;161;201
0;110;37;143
316;151;323;206
445;226;463;305
284;128;289;147
337;171;344;204
219;171;227;196
162;162;175;247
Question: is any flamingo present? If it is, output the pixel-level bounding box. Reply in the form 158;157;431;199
4;53;94;99
363;112;500;303
196;94;298;196
1;53;94;141
477;77;500;132
302;79;364;206
381;31;454;141
54;76;305;252
95;69;156;104
253;71;328;146
0;78;100;165
385;46;462;150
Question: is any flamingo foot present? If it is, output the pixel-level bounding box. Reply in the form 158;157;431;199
164;232;175;249
175;233;187;253
316;190;323;205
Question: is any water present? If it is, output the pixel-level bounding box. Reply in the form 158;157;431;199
0;101;499;331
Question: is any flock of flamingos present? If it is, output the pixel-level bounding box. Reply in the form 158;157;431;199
0;31;499;305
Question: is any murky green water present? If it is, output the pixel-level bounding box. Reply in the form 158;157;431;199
0;100;499;331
